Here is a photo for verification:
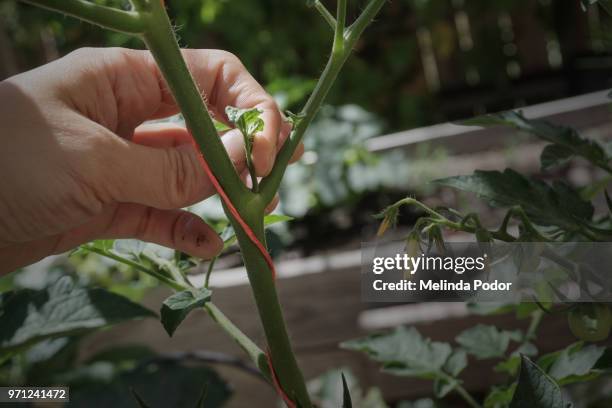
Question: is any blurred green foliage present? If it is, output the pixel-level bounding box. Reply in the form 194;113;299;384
3;0;602;132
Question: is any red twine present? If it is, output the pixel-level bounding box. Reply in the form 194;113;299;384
266;350;297;408
190;138;277;279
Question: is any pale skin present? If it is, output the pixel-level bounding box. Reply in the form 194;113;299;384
0;47;304;274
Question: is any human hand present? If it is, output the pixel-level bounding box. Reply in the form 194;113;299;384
0;47;303;273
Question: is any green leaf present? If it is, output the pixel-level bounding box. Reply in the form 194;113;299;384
112;239;146;259
342;373;353;408
540;145;573;171
496;343;538;376
225;106;264;145
341;326;452;378
160;287;212;337
308;368;388;408
463;111;609;171
443;349;468;377
0;276;155;353
435;169;594;230
433;376;459;398
509;356;571;408
264;214;294;225
212;118;230;133
538;342;605;385
455;325;515;360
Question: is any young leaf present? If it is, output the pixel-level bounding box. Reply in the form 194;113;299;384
0;276;155;353
160;287;212;337
435;169;594;230
341;326;452;378
538;342;605;386
510;356;571;408
341;373;353;408
376;206;398;237
225;106;264;141
264;214;294;225
455;325;516;360
212;118;231;133
463;111;610;171
225;105;265;190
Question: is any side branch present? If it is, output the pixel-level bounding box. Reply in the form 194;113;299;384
204;303;272;382
21;0;145;34
310;0;336;30
335;0;348;51
346;0;386;43
260;0;386;202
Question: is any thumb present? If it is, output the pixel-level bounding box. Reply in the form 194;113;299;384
106;126;246;209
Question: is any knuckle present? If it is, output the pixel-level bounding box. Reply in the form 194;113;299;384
163;148;200;208
216;49;242;66
67;47;97;60
135;206;155;239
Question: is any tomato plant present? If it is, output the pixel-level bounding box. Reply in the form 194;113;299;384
5;0;612;407
9;0;387;407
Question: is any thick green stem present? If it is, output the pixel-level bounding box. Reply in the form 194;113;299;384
139;1;249;206
21;0;145;34
228;205;311;407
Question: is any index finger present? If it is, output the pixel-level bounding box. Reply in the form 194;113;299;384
184;50;282;176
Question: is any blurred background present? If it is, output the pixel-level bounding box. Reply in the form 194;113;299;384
1;0;612;407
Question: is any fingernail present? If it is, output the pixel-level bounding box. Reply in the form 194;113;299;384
182;216;222;259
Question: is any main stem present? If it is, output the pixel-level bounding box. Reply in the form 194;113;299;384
227;203;311;407
142;3;311;406
138;1;248;206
